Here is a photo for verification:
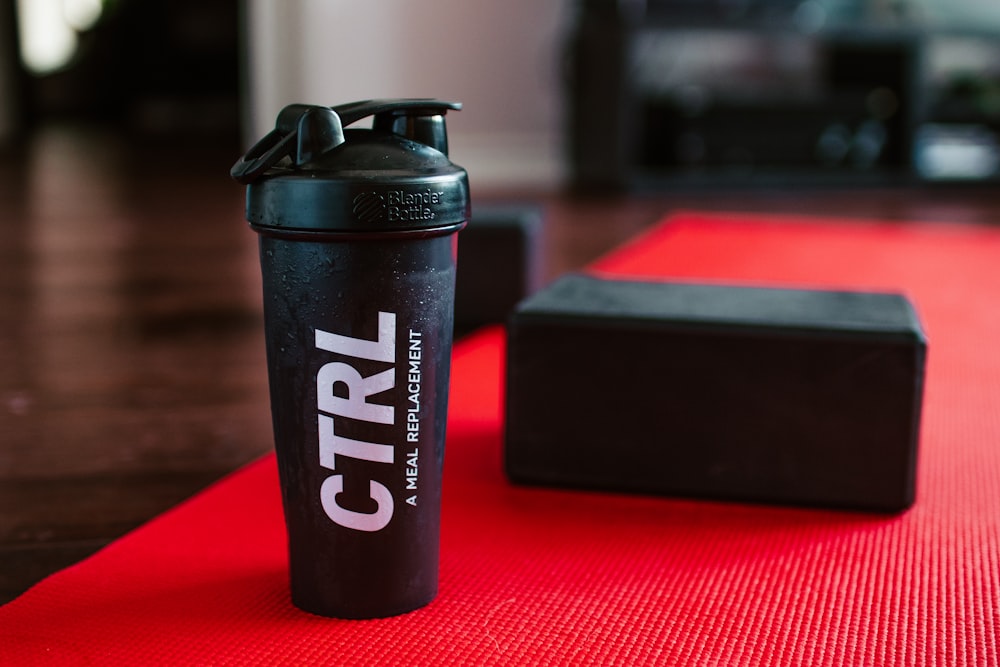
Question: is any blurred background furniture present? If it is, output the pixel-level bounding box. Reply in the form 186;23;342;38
568;0;1000;188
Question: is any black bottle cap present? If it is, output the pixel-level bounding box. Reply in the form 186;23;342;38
233;100;470;238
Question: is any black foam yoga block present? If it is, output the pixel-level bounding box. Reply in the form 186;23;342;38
504;274;927;513
455;204;542;335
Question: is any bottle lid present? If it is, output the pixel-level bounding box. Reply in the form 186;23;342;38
232;100;470;238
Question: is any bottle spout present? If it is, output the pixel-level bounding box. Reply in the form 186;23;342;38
333;99;461;155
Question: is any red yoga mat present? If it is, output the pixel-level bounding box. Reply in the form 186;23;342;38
4;211;1000;665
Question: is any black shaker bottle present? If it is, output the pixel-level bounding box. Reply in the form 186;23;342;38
231;100;469;618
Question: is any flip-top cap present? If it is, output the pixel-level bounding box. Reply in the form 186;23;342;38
233;100;470;238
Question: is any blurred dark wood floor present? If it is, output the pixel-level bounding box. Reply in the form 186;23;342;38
3;124;1000;604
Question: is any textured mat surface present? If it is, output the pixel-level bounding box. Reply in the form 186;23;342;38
3;212;1000;666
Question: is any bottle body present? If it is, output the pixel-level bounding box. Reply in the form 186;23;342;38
258;230;457;618
234;99;469;618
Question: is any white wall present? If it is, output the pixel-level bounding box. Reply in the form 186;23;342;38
246;0;573;189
